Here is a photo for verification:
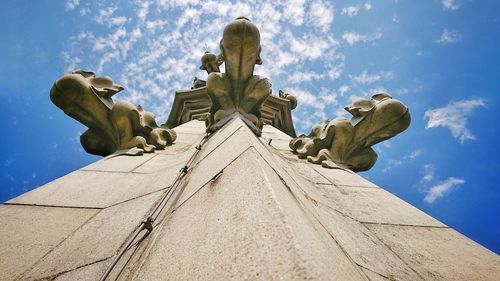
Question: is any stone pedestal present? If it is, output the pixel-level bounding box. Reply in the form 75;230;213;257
2;117;499;280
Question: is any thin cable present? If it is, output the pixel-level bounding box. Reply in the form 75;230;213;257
100;133;210;281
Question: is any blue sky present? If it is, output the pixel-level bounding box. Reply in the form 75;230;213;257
1;0;499;253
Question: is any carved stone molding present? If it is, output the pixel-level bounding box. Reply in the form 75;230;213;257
290;93;411;172
164;87;297;137
50;70;176;156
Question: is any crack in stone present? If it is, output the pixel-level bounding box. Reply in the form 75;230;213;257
2;203;103;210
32;256;112;281
15;211;102;281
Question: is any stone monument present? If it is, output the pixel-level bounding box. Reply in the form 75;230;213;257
1;17;498;281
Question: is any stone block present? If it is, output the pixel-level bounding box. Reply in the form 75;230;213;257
261;137;291;151
366;224;500;281
172;123;206;134
313;166;379;188
175;126;254;207
134;148;365;281
82;153;156;173
173;120;206;128
53;259;110;281
132;153;189;174
303;182;444;226
311;205;423;280
262;125;293;140
155;143;194;155
20;192;162;280
7;161;183;208
174;132;206;145
0;205;98;281
196;116;247;160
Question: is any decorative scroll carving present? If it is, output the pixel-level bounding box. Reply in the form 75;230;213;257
50;70;176;156
290;93;410;172
205;17;272;136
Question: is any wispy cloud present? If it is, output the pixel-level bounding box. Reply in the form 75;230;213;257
382;149;421;172
341;2;371;17
349;69;392;84
421;164;435;182
425;99;485;143
59;1;388;132
342;30;382;45
424;177;464;203
442;0;460;11
341;6;360;17
283;0;306;26
307;0;334;32
65;0;80;11
286;71;325;84
436;29;462;44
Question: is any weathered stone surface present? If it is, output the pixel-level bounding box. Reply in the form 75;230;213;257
134;148;365;281
132;153;189;174
361;268;391;281
176;125;254;206
311;205;423;280
290;93;410;172
303;181;444;226
244;123;425;280
50;70;176;156
20;192;161;280
0;205;98;281
53;259;110;281
4;117;498;281
366;224;500;281
313;166;379;187
173;132;206;145
261;124;297;151
8;157;185;208
82;153;156;173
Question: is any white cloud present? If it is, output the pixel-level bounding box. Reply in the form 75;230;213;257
442;0;460;11
382;149;421;172
61;51;81;73
349;70;392;84
307;0;334;32
287;71;325;84
285;31;337;60
342;30;382;45
318;88;338;105
60;1;364;127
283;0;306;26
338;85;349;96
424;177;464;203
341;6;360;17
284;88;323;110
436;29;462;44
65;0;80;11
421;164;434;182
341;2;371;17
425;99;485;143
392;14;400;23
